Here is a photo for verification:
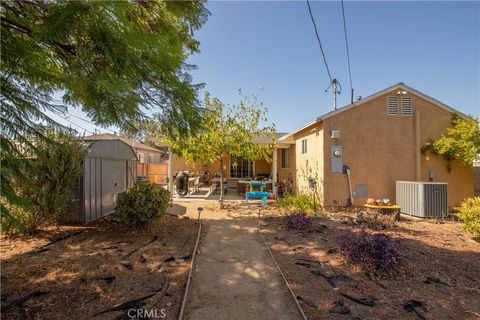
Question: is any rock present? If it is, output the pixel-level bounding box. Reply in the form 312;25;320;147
274;235;286;241
100;276;115;284
163;256;175;263
330;300;350;314
403;299;427;319
295;261;312;268
176;258;185;263
166;302;172;307
339;292;375;307
122;263;133;271
424;276;449;286
403;300;424;312
311;269;323;277
326;247;337;254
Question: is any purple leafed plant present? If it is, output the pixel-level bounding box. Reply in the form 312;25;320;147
284;213;313;231
337;231;401;275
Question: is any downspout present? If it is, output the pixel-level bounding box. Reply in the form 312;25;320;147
415;110;421;180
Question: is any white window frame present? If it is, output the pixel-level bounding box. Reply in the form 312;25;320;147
281;148;290;168
147;154;154;163
387;96;398;115
138;153;145;163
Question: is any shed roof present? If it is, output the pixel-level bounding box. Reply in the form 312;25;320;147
83;133;162;153
85;139;137;160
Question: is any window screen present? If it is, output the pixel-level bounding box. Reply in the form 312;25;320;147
401;97;412;116
387;96;398;115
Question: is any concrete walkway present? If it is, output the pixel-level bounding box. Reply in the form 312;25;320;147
183;204;302;320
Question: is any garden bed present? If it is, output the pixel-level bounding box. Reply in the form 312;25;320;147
1;215;198;320
260;211;480;319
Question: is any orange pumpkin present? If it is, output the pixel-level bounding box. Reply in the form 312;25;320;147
366;198;375;205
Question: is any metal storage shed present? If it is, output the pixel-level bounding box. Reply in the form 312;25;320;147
72;139;137;223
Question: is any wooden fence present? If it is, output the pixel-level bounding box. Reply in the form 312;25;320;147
137;163;168;185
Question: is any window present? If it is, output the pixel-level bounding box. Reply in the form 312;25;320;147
401;97;412;116
387;96;398;115
230;156;253;178
301;139;308;154
281;148;290;168
138;153;145;163
148;154;154;163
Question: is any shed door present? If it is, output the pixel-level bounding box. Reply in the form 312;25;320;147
102;159;127;215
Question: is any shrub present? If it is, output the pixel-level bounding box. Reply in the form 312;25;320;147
456;197;480;236
284;213;313;231
337;231;401;275
1;130;84;234
115;182;171;228
278;194;316;213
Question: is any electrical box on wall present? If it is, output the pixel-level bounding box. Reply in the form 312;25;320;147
331;146;343;173
331;130;341;140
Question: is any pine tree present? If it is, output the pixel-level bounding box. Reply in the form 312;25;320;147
1;1;209;228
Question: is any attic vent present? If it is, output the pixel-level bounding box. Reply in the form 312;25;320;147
401;97;412;116
387;96;398;115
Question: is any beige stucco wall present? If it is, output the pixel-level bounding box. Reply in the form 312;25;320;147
320;89;473;206
293;123;324;203
277;145;296;190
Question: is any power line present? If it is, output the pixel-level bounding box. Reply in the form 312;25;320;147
341;0;354;103
64;112;117;134
306;0;333;84
57;114;94;135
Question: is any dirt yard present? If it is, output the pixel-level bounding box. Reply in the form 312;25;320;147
0;215;199;320
260;210;480;320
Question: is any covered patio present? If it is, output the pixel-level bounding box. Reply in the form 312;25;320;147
166;138;295;199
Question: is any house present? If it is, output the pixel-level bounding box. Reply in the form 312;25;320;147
83;133;165;164
168;83;473;206
277;82;473;206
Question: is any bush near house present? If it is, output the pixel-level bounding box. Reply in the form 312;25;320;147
115;182;171;228
337;231;401;275
278;194;316;213
455;197;480;236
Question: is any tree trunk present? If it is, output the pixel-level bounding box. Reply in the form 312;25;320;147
219;157;224;208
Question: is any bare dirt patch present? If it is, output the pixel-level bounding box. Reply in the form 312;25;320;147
1;215;198;320
260;211;480;320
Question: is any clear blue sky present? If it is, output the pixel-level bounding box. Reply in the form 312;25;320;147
52;1;480;134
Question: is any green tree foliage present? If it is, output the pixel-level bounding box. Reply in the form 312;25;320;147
1;0;208;222
422;114;480;165
455;197;480;236
1;130;84;234
165;91;276;204
115;182;172;229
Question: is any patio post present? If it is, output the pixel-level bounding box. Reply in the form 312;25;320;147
272;148;278;195
168;148;173;192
